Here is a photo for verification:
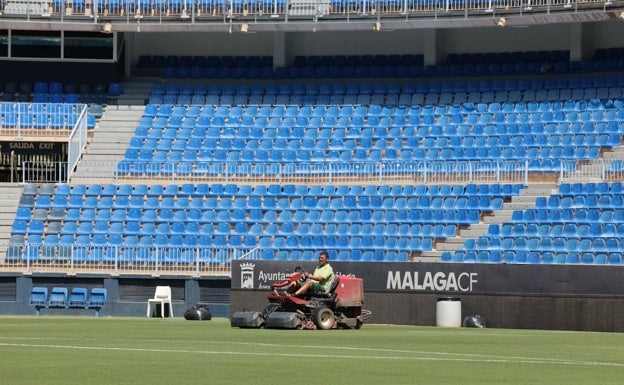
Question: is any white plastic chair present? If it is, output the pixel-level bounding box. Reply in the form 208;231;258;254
146;286;173;318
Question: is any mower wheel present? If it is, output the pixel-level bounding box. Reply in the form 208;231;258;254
312;306;335;330
262;303;280;320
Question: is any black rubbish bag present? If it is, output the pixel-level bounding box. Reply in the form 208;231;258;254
184;304;212;321
462;314;488;328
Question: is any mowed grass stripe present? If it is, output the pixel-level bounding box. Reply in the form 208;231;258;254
1;317;624;385
1;341;624;368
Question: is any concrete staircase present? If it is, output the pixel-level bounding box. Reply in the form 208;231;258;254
420;183;558;262
602;144;624;160
113;80;154;106
0;184;25;259
71;105;144;184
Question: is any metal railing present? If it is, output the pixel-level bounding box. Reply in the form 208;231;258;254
111;159;532;184
2;244;258;276
67;105;89;182
561;158;624;183
0;103;86;139
81;158;624;185
22;158;624;186
0;102;89;184
0;0;619;24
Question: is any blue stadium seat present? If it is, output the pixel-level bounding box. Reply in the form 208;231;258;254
48;287;68;308
29;287;48;313
68;288;89;308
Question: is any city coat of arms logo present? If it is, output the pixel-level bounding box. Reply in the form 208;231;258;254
240;262;255;289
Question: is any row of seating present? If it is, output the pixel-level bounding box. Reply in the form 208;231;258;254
536;194;624;209
157;58;624;79
43;199;397;223
150;89;624;105
15;216;459;239
0;102;98;129
16;231;438;249
138;54;274;68
12;208;478;240
142;99;620;117
0;114;82;130
268;249;410;262
470;235;624;252
132;124;622;143
142;145;599;167
149;75;624;97
1;82;115;104
138;124;618;142
558;181;624;195
29;287;107;316
446;50;569;65
120;145;603;165
23;182;522;199
132;125;619;147
129;133;619;151
20;191;506;212
143;49;624;73
142;53;423;70
31;93;102;105
442;250;624;265
10;235;426;264
138;106;620;126
16;243;410;263
490;222;624;238
509;208;624;224
157;63;566;80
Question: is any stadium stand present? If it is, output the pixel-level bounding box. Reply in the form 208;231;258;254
1;0;624;333
7;181;525;265
6;47;624;270
1;4;624;326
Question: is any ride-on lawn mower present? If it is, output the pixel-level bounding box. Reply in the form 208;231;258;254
231;267;372;330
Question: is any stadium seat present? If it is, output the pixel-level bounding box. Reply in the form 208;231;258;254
68;288;89;308
29;287;48;314
48;287;68;308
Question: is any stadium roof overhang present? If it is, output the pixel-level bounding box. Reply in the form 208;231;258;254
0;8;622;33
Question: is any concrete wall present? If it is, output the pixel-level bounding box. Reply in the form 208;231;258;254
0;274;230;318
230;290;624;332
228;260;624;332
3;271;624;331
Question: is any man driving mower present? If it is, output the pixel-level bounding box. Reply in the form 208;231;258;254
279;250;334;297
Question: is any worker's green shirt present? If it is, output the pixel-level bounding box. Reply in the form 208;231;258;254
314;263;334;292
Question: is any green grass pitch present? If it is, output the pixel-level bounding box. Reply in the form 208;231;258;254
0;316;622;385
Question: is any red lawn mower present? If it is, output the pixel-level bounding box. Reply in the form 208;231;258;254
231;267;371;330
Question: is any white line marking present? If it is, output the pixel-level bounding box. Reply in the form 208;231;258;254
0;341;622;367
